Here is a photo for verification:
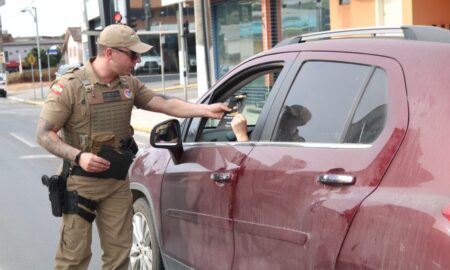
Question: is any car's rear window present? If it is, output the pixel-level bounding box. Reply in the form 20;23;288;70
274;61;387;144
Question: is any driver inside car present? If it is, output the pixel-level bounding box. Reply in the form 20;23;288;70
231;104;312;142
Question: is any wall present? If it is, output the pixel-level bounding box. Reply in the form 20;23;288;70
411;0;450;28
330;0;376;29
330;0;450;29
67;35;83;65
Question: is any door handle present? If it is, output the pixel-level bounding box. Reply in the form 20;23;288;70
317;174;355;185
210;171;232;183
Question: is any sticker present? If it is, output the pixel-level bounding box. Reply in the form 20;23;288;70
124;89;133;98
50;83;64;96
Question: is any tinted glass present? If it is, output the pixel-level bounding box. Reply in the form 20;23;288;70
274;61;372;143
281;0;330;38
344;68;387;143
212;0;263;78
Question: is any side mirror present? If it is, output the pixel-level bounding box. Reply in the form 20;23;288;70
150;119;184;164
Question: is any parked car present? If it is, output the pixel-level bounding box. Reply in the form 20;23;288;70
0;74;6;97
128;26;450;269
134;50;162;74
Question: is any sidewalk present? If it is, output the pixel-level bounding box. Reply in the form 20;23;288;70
7;78;199;133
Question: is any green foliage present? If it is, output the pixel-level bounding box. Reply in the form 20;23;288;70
24;47;62;68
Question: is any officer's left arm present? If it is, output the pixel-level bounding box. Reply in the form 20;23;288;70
143;95;230;119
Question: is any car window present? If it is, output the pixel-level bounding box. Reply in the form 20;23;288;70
193;68;282;142
273;61;387;144
343;68;387;143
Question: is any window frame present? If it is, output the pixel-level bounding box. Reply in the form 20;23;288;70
181;52;299;143
260;51;406;150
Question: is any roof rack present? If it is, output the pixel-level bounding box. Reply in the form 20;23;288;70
275;25;450;47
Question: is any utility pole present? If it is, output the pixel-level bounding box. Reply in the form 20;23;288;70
0;0;6;74
22;7;44;99
178;3;188;100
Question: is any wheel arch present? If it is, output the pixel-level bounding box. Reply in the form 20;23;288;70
130;182;164;256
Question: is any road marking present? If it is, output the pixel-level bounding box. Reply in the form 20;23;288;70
20;154;56;159
10;132;39;148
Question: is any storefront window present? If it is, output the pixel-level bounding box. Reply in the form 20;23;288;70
281;0;330;39
212;0;262;78
125;1;196;74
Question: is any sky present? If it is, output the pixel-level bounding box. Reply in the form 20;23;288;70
0;0;83;38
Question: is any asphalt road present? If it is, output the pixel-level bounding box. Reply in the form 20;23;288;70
0;98;149;269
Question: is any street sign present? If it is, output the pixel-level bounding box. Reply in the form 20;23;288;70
47;49;58;55
28;54;36;65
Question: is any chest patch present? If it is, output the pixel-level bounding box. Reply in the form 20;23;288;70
102;90;121;102
124;88;133;98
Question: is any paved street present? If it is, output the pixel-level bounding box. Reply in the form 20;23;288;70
0;73;199;269
0;98;98;269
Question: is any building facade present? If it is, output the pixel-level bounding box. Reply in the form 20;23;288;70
2;37;63;72
81;0;450;95
330;0;450;30
61;27;84;66
81;0;330;94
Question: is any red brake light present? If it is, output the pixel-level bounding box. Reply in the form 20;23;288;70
443;205;450;221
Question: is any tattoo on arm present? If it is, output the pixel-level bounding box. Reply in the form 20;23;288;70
36;118;77;161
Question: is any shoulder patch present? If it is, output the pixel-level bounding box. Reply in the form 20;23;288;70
51;83;65;96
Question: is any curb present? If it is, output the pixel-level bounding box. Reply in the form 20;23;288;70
151;83;198;93
8;96;44;106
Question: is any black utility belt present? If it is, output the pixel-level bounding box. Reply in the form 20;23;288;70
71;145;134;180
71;166;128;180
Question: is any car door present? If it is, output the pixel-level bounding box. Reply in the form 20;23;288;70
232;52;408;269
159;53;298;270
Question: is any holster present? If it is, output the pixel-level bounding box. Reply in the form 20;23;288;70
41;160;97;223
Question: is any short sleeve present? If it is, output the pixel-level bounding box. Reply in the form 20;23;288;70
130;76;155;108
39;76;75;128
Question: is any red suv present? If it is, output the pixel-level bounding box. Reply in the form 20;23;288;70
128;26;450;270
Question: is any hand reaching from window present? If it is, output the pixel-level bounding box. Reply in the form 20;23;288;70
231;113;249;142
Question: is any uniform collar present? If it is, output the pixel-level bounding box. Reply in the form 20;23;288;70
85;57;121;87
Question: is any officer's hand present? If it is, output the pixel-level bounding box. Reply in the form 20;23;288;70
205;103;231;119
79;152;110;172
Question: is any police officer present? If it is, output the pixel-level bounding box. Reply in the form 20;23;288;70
36;24;229;270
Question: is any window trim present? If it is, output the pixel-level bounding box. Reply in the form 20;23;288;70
194;63;284;142
182;52;300;143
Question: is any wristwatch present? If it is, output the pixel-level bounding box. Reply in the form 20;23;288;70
75;151;85;165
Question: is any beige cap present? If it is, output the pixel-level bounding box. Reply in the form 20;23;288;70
98;24;152;53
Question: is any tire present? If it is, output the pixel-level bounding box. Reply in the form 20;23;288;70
130;198;164;270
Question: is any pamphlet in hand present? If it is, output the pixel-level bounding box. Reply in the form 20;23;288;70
217;93;247;128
